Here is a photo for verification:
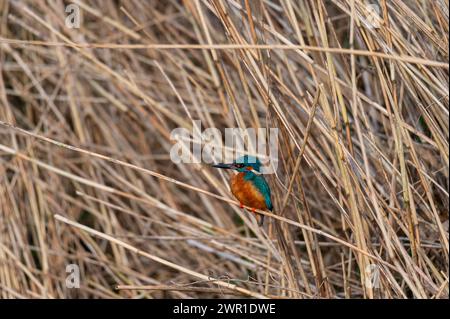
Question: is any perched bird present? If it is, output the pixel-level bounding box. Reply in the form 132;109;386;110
212;155;273;226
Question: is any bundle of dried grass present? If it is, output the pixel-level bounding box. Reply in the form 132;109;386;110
0;0;448;299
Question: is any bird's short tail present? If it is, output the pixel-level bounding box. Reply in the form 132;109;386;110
258;206;273;227
258;214;264;227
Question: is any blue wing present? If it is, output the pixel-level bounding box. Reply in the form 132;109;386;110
252;175;273;211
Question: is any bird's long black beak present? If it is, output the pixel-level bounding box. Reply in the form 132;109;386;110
212;163;234;169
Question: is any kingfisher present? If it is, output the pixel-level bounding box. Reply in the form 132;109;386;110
212;155;273;226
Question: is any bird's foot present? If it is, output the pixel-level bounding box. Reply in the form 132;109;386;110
240;202;244;209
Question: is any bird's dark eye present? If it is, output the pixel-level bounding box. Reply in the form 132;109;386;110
236;164;244;168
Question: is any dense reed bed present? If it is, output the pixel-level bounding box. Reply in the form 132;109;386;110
0;0;448;298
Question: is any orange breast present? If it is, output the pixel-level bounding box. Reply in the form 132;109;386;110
230;172;267;210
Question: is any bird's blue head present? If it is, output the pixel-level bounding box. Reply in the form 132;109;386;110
212;155;262;173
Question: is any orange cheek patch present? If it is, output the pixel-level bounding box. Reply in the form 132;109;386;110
246;166;253;171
